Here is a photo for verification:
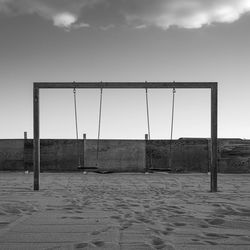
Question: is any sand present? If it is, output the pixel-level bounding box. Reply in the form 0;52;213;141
0;172;249;249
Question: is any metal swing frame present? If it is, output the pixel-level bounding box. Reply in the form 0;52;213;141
33;82;218;191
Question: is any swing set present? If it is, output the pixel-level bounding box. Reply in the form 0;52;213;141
33;82;218;192
72;86;176;171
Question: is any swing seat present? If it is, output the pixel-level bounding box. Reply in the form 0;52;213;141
150;168;172;172
94;162;113;174
94;170;113;174
86;166;98;170
77;165;84;170
78;166;98;170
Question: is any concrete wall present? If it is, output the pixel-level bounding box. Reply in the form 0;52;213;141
23;139;145;172
0;138;250;173
218;139;250;173
0;140;24;171
85;140;145;172
24;139;85;171
146;139;209;172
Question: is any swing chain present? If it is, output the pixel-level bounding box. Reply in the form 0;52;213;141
145;87;153;171
73;87;79;140
170;88;176;141
145;88;151;140
169;88;176;169
96;88;103;163
73;86;81;168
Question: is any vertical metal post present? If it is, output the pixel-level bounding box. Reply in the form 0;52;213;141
83;133;86;169
33;85;40;191
24;132;28;172
211;84;218;192
145;134;148;172
207;139;211;173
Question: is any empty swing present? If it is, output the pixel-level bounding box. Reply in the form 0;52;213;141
169;88;176;169
145;88;153;171
73;87;82;169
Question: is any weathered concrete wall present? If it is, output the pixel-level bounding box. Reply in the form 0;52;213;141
85;140;145;172
24;139;84;171
147;139;209;172
0;138;250;173
218;139;250;173
0;140;24;171
23;139;145;172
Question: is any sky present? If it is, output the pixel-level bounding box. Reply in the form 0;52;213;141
0;0;250;139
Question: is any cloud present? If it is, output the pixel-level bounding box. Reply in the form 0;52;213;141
53;12;77;28
123;0;250;29
0;0;250;30
0;0;91;29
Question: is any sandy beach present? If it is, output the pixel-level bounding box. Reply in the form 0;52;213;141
0;172;249;249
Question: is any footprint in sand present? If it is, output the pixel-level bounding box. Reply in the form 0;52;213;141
135;214;154;224
67;216;84;219
91;240;105;247
120;220;133;230
124;213;132;218
199;224;209;228
150;228;162;235
205;218;225;225
172;210;185;215
212;203;221;208
204;240;218;245
204;233;229;239
65;207;74;211
151;236;175;250
240;235;250;242
191;239;200;242
74;242;88;249
110;215;121;220
173;222;186;227
117;204;129;209
91;230;100;235
151;236;166;249
238;208;250;216
165;226;175;231
0;221;9;226
162;226;175;235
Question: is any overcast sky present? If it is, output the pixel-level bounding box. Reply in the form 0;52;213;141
0;0;250;139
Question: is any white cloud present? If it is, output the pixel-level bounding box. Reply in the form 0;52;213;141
0;0;250;30
53;12;77;28
0;0;90;29
124;0;250;29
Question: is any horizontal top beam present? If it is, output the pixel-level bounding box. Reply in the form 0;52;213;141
34;82;217;89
